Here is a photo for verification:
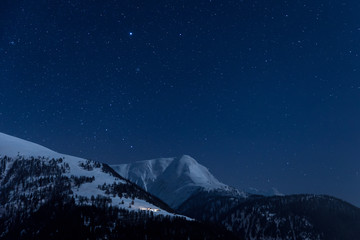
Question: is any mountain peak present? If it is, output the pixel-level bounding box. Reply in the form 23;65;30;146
178;154;196;163
173;155;199;176
169;155;226;188
112;155;229;208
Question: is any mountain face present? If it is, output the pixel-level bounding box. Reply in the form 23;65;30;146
0;133;239;239
0;132;175;217
111;155;247;208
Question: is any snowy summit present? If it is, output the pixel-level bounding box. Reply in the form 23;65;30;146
111;155;233;208
0;132;181;219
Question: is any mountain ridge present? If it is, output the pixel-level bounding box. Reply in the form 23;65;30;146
0;132;184;219
111;154;246;208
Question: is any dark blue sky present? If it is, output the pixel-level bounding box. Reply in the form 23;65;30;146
1;0;360;206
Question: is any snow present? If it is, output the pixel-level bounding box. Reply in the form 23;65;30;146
0;132;62;159
111;155;231;208
0;132;187;219
112;157;173;191
174;155;227;189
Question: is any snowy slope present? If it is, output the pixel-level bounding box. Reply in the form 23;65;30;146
112;155;244;208
114;157;174;191
0;132;61;159
0;132;180;218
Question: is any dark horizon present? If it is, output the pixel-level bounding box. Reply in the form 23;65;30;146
1;0;359;207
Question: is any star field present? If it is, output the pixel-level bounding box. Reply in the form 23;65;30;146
1;0;360;206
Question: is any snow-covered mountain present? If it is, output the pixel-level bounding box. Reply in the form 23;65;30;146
0;133;181;222
111;155;246;208
3;132;360;240
111;153;360;240
0;132;243;239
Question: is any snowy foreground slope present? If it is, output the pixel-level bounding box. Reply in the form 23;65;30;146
0;132;180;218
112;155;246;208
0;132;242;239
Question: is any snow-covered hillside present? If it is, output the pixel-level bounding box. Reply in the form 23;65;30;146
0;132;179;219
0;132;60;159
111;155;245;208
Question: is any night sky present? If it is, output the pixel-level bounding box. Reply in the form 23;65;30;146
1;0;360;206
